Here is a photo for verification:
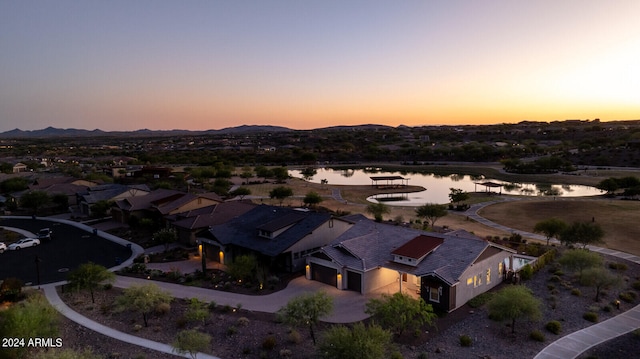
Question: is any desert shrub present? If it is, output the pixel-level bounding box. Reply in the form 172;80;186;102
530;330;545;342
548;275;561;283
459;335;472;347
390;352;404;359
226;326;237;336
155;302;171;315
603;305;612;312
130;263;147;274
287;330;302;344
103;283;113;290
519;264;534;281
583;312;599;323
237;317;250;327
553;270;564;276
279;349;292;358
547;284;556;291
545;321;562;334
208;300;217;311
632;281;640;290
418;353;429;359
468;292;494;308
608;262;628;271
571;288;582;296
262;336;277;350
619;291;637;303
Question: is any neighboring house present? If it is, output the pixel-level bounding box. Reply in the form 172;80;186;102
77;184;150;217
29;176;98;207
306;219;516;312
112;189;223;225
167;201;257;246
202;205;353;272
12;163;28;173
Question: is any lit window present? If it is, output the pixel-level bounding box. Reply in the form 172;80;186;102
498;262;504;276
467;277;473;286
486;268;491;284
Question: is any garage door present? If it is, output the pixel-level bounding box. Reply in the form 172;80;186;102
311;263;337;287
346;271;362;293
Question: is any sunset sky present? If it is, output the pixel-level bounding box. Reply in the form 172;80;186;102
0;1;638;132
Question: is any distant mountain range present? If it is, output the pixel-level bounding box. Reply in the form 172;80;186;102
0;125;296;138
0;124;404;138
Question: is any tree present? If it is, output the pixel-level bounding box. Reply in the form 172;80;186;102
300;167;317;182
89;199;113;218
559;222;605;248
227;254;256;282
0;177;29;193
115;283;173;327
0;293;59;359
20;190;50;215
51;193;69;212
533;218;568;246
271;166;289;182
487;285;542;334
67;262;115;304
415;203;448;228
366;202;390;222
184;298;209;326
318;322;392;359
230;186;251;200
558;249;603;279
33;347;102;359
254;166;272;181
153;228;178;252
303;191;323;207
239;166;254;182
580;267;621;302
278;291;333;345
365;292;437;337
173;329;211;359
596;177;619;196
269;186;293;206
449;188;470;206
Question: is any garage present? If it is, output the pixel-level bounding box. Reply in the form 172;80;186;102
346;270;362;293
311;263;337;287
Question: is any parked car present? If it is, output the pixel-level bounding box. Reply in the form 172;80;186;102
37;228;52;241
8;238;40;250
0;242;6;253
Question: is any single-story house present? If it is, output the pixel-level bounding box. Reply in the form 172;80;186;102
167;201;257;246
202;205;353;272
77;184;150;217
306;219;516;312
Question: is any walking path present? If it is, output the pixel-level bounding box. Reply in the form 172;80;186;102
461;199;640;359
42;283;221;359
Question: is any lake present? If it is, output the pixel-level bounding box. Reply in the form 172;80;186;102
289;167;603;205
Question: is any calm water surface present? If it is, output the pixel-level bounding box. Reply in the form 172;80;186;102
289;168;603;205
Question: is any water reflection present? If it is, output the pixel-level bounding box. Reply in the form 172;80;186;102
289;168;603;205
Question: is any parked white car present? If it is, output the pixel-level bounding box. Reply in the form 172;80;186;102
8;238;40;250
0;242;6;253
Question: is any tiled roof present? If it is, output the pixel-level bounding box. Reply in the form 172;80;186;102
321;220;506;284
209;205;332;256
172;202;257;230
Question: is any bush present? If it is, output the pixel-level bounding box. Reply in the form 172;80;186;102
155;302;171;315
237;317;250;327
519;264;534;281
620;291;637;303
208;300;217;311
468;292;494;308
583;312;599;323
418;353;429;359
571;288;582;296
609;262;628;271
632;281;640;290
103;283;113;290
545;320;562;334
287;330;302;344
548;275;561;283
530;330;545;342
390;352;404;359
262;336;277;350
459;335;472;347
226;326;238;336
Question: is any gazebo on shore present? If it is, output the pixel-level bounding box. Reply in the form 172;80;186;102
370;176;409;189
474;181;503;194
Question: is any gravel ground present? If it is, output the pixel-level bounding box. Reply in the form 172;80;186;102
54;252;640;359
